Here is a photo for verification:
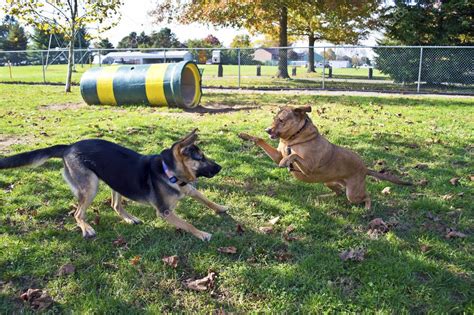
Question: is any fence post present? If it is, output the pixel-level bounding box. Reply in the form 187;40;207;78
237;48;241;89
322;47;326;89
417;47;423;93
98;50;102;67
41;51;46;83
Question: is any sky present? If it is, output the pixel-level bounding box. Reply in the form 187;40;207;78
0;0;381;48
98;0;381;48
99;0;251;47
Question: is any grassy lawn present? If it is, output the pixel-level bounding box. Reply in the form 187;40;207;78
0;84;473;313
1;64;472;94
0;64;388;84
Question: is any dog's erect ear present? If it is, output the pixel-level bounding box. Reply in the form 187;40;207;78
294;105;312;113
178;128;198;147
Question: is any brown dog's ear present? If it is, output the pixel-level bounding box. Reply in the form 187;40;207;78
178;128;198;147
294;105;312;113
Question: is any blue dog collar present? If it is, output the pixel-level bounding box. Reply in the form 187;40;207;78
162;160;178;183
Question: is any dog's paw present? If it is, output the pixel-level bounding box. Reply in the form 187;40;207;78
82;227;97;239
214;205;229;214
198;231;212;242
279;155;297;168
238;133;259;143
124;216;142;225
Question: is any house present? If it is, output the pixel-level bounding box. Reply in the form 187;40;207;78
93;51;194;65
253;48;279;65
328;60;352;68
290;50;324;67
253;48;324;67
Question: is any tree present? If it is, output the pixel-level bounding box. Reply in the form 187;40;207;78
117;32;138;49
0;16;28;64
375;0;474;85
289;0;382;72
150;0;301;78
185;36;221;62
3;0;122;92
94;38;114;50
149;28;181;48
137;31;151;48
322;48;336;61
204;34;221;47
31;26;90;50
382;0;473;45
230;34;251;48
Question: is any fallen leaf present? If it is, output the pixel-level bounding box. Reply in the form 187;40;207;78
274;249;292;262
20;288;53;311
58;263;75;276
268;216;280;225
185;271;216;291
381;187;391;195
236;224;244;236
93;214;100;225
339;248;365;262
285;225;295;234
217;246;237;254
449;177;460;186
442;194;455;201
162;255;179;268
130;255;141;265
375;159;386;166
283;225;299;241
414;163;429;170
417;179;429;186
259;226;273;234
368;218;388;232
113;236;127;247
426;211;440;222
420;244;431;253
469;174;474;181
445;228;467;239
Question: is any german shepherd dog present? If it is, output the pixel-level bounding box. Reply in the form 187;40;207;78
0;129;227;241
239;106;411;209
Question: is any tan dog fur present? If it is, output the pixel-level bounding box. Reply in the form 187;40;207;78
239;106;411;209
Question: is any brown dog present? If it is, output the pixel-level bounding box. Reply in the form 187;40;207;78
239;106;411;209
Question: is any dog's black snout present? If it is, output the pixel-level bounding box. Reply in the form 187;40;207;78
197;161;222;178
265;127;272;134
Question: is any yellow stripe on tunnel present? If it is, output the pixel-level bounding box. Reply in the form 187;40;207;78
187;64;202;107
96;66;119;105
146;64;169;106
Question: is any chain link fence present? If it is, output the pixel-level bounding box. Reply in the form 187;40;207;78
0;46;472;94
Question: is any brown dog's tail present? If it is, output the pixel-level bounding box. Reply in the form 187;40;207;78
367;169;412;186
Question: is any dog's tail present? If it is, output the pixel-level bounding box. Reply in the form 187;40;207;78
0;145;69;169
367;169;412;186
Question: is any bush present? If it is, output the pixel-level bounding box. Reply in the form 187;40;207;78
375;47;473;85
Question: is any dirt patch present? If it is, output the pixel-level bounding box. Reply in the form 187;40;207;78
0;135;32;153
38;102;87;111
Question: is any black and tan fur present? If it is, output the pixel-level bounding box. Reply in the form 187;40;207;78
0;129;227;241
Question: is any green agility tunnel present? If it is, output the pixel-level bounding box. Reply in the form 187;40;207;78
80;61;202;108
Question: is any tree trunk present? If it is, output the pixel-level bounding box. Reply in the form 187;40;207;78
276;6;289;79
65;38;74;92
307;34;315;73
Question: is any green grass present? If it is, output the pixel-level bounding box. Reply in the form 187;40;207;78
0;64;388;84
0;84;473;313
1;63;472;94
